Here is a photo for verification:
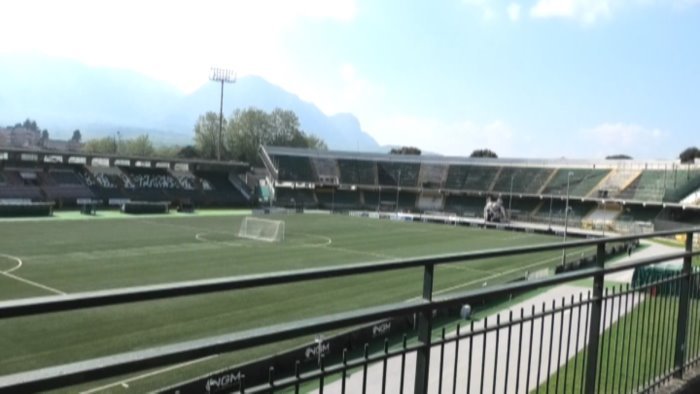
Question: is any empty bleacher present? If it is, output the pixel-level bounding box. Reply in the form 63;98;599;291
663;169;700;202
275;188;316;208
445;165;501;191
444;195;487;217
540;169;610;197
315;189;360;209
491;167;555;194
618;204;662;222
591;168;641;198
617;170;666;202
42;169;94;202
417;164;448;189
532;198;596;224
377;162;420;187
274;156;316;182
337;160;376;185
416;193;444;211
194;170;249;206
506;197;542;220
0;169;44;200
311;158;339;181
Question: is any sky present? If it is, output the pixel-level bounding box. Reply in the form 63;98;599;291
1;0;699;159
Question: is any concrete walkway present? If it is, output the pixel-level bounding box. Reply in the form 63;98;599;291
316;240;681;394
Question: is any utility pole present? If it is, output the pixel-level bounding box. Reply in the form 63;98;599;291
209;67;236;161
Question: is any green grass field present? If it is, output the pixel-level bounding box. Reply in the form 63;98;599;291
538;294;700;394
0;211;589;393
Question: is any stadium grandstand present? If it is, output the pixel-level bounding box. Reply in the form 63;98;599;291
260;145;700;231
0;147;253;215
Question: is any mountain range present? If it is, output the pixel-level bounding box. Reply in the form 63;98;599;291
0;55;382;151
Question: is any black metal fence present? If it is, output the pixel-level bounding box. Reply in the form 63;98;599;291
0;228;699;393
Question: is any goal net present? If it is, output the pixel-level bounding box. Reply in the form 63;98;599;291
238;217;285;242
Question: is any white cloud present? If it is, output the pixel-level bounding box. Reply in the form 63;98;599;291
580;122;668;157
297;63;385;116
530;0;613;24
529;0;700;24
507;3;522;21
463;0;497;20
367;115;517;156
0;0;357;93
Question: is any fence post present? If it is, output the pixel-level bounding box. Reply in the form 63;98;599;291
674;232;694;378
414;263;434;394
584;242;606;394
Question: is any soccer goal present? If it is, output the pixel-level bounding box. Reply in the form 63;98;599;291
238;217;285;242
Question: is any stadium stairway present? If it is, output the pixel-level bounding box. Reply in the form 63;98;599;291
582;204;622;229
228;173;253;200
486;167;504;192
537;170;559;195
680;187;700;205
587;168;642;198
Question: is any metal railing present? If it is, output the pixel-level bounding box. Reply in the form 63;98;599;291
0;228;699;393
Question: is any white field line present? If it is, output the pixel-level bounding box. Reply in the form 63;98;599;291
325;245;397;260
1;271;66;295
0;253;66;295
296;232;333;247
0;253;23;273
433;254;563;296
78;355;218;394
439;264;492;274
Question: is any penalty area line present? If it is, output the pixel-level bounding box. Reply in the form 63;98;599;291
78;355;218;394
0;253;23;273
0;253;66;296
431;254;563;297
0;271;66;295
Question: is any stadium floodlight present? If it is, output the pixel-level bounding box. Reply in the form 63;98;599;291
562;171;574;264
395;169;401;213
508;174;515;220
209;67;237;161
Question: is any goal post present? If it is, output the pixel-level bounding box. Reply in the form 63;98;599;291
238;217;285;242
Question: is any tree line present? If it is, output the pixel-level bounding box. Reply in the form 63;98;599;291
194;108;326;165
77;108;326;165
6;116;699;165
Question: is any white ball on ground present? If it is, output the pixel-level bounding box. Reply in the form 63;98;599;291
460;304;472;320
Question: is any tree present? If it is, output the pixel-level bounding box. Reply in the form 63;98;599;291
154;144;181;158
226;108;273;165
22;119;39;132
40;129;49;146
71;129;82;143
606;154;632;160
470;149;498;158
193;107;327;165
194;112;225;160
120;134;155;157
680;147;700;164
305;134;328;150
83;136;118;154
177;145;199;159
390;146;421;155
223;107;327;166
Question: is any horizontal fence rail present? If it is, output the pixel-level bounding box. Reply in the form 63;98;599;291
0;227;698;393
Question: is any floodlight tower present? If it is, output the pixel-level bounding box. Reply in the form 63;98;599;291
209;67;236;161
395;169;401;212
562;171;574;264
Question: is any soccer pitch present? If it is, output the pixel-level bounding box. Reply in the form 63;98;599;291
0;211;588;393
